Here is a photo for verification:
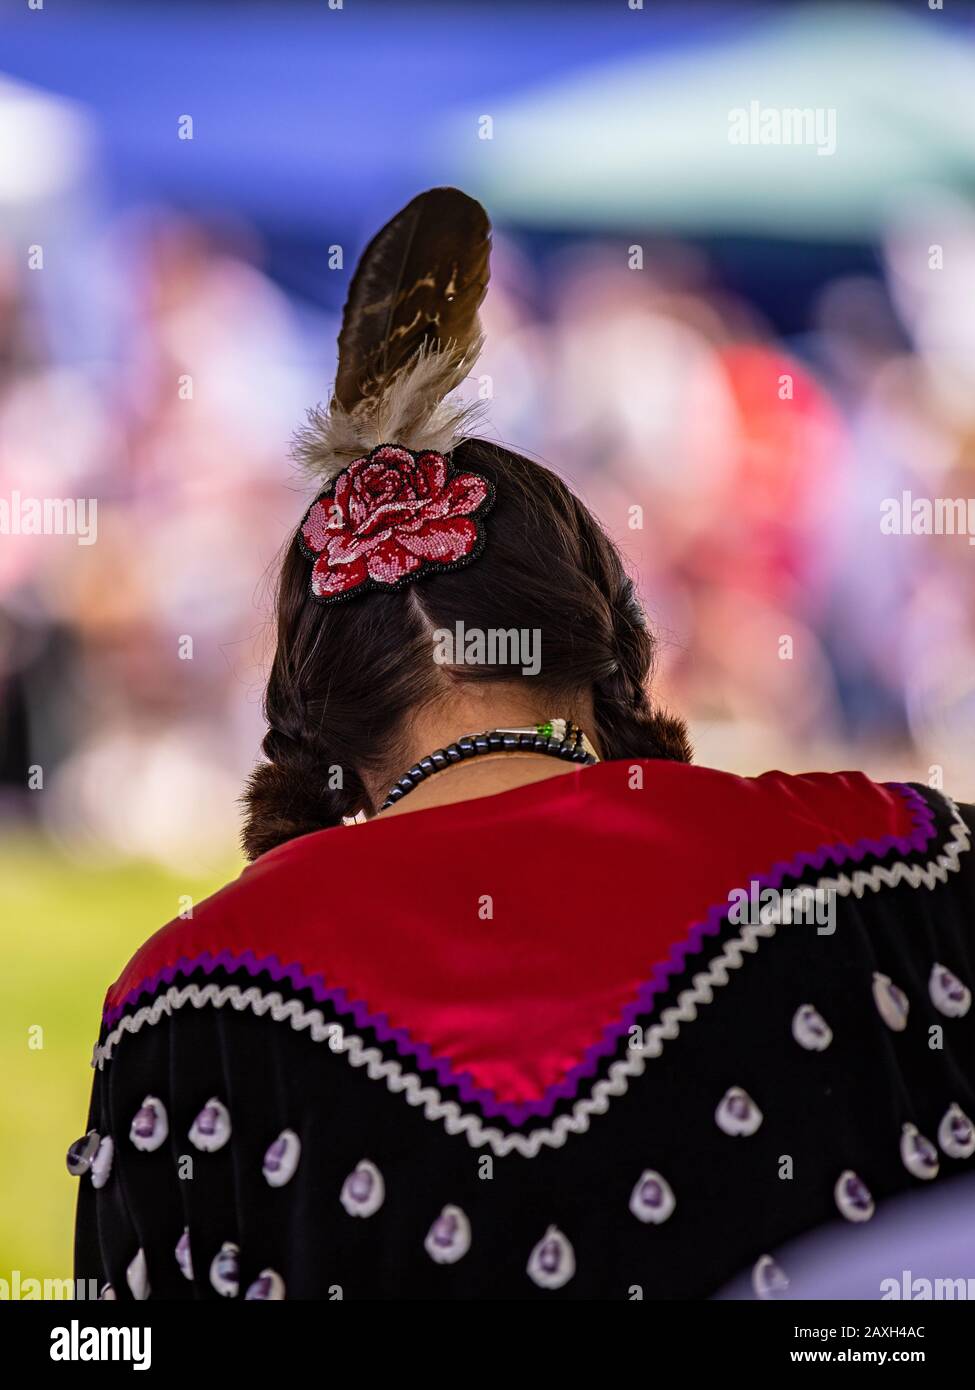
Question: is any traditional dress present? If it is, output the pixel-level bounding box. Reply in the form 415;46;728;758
73;760;975;1299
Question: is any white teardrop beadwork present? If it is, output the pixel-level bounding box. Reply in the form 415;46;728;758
872;973;909;1032
98;1283;116;1301
189;1098;231;1153
715;1086;763;1136
527;1225;575;1290
834;1169;875;1223
263;1129;301;1188
90;1135;114;1190
209;1241;240;1298
66;1130;100;1177
929;964;971;1019
175;1227;193;1281
245;1268;286;1300
126;1248;150;1300
900;1123;939;1180
424;1205;472;1264
629;1169;676;1225
129;1096;168;1152
340;1160;384;1218
938;1103;975;1159
752;1254;790;1300
792;1004;832;1052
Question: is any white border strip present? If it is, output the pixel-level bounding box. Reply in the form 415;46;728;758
93;796;971;1158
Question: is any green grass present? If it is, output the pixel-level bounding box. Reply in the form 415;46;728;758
0;836;239;1283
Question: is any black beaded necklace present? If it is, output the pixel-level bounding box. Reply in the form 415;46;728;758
379;718;599;812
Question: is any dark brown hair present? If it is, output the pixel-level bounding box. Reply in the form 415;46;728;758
242;439;691;859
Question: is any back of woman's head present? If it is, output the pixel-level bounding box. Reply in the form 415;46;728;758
243;436;691;859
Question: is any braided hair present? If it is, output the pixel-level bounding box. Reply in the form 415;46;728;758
242;439;691;859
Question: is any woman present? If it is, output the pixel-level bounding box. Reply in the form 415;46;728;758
72;190;975;1300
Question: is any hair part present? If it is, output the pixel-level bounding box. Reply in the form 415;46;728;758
242;438;691;860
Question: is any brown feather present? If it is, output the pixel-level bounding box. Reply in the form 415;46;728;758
293;188;492;482
334;186;490;411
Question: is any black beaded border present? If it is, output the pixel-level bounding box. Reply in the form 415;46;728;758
381;727;597;811
297;443;495;607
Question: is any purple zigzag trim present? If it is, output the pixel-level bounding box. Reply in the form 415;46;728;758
102;782;938;1127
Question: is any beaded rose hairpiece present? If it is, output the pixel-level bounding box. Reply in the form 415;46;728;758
298;443;494;604
293;187;493;603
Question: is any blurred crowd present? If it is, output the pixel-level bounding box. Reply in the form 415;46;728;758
1;199;974;871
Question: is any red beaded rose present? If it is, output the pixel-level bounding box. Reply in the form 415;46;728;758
298;444;494;603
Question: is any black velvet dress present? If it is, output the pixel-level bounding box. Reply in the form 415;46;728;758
72;761;975;1299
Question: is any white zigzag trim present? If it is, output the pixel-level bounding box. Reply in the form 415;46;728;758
92;796;971;1158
